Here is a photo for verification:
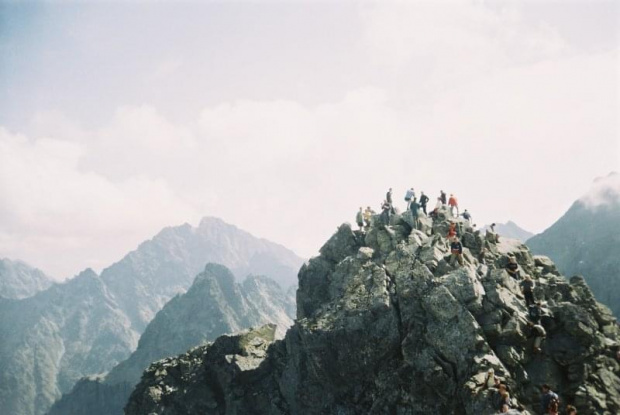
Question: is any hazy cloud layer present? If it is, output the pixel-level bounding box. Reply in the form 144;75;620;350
0;1;618;279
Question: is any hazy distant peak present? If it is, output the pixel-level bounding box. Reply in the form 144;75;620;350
580;171;620;208
193;263;236;287
0;257;53;299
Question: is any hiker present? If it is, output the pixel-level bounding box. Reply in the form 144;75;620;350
404;188;415;209
419;191;429;215
490;223;500;242
430;197;442;219
482;368;500;390
528;302;543;324
450;237;464;267
356;207;364;231
478;247;487;265
520;275;536;306
497;389;511;412
540;384;560;415
461;209;472;223
363;206;373;228
529;321;546;354
440;190;447;205
506;256;520;280
410;197;421;230
447;221;458;239
386;188;394;213
448;194;459;217
381;200;392;226
565;405;577;415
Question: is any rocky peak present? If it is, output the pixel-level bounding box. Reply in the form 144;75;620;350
0;258;52;299
126;206;619;415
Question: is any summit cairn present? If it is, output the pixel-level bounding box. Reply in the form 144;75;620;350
126;206;620;415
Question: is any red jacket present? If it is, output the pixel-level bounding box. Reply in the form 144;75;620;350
448;197;458;206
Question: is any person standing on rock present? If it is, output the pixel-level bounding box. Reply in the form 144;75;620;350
363;206;373;228
440;190;447;205
506;256;520;279
381;200;392;226
448;193;459;217
410;197;421;230
450;237;464;267
404;188;415;209
540;384;559;414
356;207;364;231
386;188;395;213
419;191;429;215
529;322;547;354
520;275;536;306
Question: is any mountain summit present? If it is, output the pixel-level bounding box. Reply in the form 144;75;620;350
127;207;619;415
527;172;620;316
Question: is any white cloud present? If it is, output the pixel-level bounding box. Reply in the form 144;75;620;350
580;172;620;208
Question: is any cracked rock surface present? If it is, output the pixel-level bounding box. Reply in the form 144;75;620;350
126;208;620;415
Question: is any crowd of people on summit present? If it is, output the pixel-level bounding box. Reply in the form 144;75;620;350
354;187;579;415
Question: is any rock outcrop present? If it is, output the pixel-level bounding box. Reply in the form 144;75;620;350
47;264;295;415
0;258;52;299
527;173;620;317
126;208;620;415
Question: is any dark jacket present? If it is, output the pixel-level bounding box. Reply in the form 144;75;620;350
450;241;463;254
420;194;429;206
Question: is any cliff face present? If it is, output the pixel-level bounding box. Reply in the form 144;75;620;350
47;264;295;415
126;208;620;415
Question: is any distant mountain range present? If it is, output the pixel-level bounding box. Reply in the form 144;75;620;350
0;258;52;299
0;217;304;415
527;172;620;316
480;221;534;243
48;263;295;415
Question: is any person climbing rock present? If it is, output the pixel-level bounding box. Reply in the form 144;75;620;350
404;188;415;209
410;197;421;230
381;200;392;226
356;207;364;231
440;190;447;205
529;322;547;354
540;384;559;415
506;256;520;280
448;194;459;217
430;197;442;219
450;237;464;267
520;275;536;306
419;191;429;215
447;221;458;240
528;302;543;324
363;206;373;228
461;209;472;223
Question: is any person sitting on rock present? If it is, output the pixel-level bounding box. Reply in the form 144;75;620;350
440;190;447;205
482;368;500;390
565;404;577;415
363;206;373;228
489;223;500;243
461;209;472;223
430;197;442;219
506;256;520;279
448;193;459;217
419;191;429;215
528;321;547;354
520;275;536;306
450;237;464;267
381;200;392;226
410;197;421;230
404;188;415;209
540;384;560;415
356;207;364;231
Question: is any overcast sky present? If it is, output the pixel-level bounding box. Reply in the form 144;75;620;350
1;0;618;280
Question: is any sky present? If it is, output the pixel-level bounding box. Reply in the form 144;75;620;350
0;0;618;281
